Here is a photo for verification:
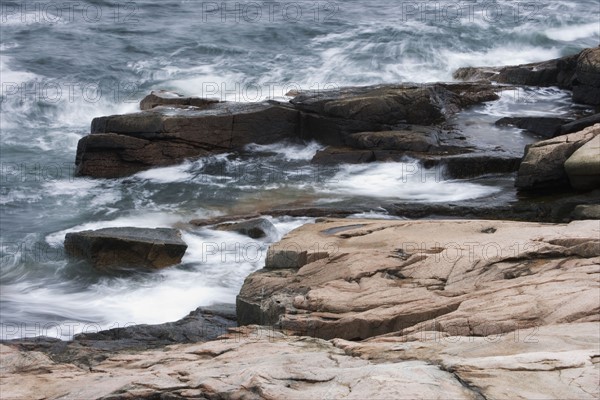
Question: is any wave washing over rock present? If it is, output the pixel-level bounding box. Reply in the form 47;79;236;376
1;1;600;398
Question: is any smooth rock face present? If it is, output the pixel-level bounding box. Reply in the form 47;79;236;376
64;227;187;270
335;322;600;400
237;219;600;340
565;134;600;190
515;124;600;191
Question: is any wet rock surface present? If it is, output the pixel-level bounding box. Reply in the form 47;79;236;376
454;46;600;106
213;217;278;239
75;83;504;178
76;102;300;178
64;227;188;270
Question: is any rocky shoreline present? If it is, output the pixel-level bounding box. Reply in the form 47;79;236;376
2;48;599;399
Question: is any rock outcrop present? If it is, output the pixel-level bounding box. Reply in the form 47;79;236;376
454;46;600;106
237;218;599;340
75;83;503;178
3;219;599;399
76;102;299;178
515;124;599;191
453;52;578;89
64;227;187;270
2;322;598;399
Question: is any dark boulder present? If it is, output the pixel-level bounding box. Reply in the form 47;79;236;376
560;113;600;135
454;47;600;106
76;102;300;178
572;47;600;106
495;117;569;138
292;83;501;145
214;217;278;239
453;53;578;89
74;303;236;349
64;227;188;270
346;128;440;152
311;147;375;165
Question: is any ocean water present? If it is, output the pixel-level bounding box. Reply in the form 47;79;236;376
1;0;598;339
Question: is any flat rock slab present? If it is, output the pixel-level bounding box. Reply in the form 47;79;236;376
237;218;600;341
64;227;187;270
1;323;597;399
565;134;600;190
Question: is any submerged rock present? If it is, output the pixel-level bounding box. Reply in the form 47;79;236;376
214;217;278;239
64;227;187;270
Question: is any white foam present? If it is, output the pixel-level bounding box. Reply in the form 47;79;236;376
546;23;600;41
445;46;562;77
322;162;499;202
134;162;195;183
245;141;324;161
